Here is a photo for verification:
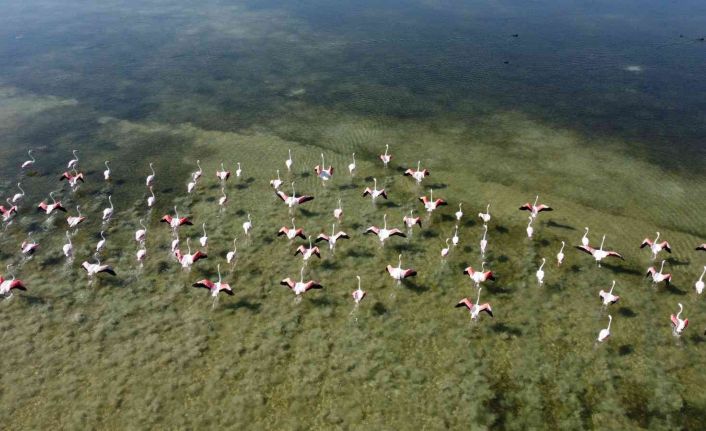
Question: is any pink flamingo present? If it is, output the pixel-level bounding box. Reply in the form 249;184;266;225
404;161;429;184
519;195;553;219
599;281;620;306
671;303;688;335
463;262;495;287
295;237;321;261
37;192;67;215
193;264;233;297
160;206;193;230
67;205;86;228
386;254;417;282
640;232;672;259
455;288;493;321
379;144;391;167
352;275;366;304
276;182;314;208
362;178;387;200
315;223;350;252
419;189;447;213
403;210;422;230
174;238;207;269
314;153;333;183
0;270;27;297
82;259;117;277
364;214;406;245
575;235;624;267
278;218;306;241
280;267;322;296
646;260;672;286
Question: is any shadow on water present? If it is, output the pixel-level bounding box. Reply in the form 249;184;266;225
665;284;687;296
345;249;374;259
665;257;690;266
463;219;477;228
495;225;510;234
490;322;522;337
486;284;512;295
547;220;576;231
380;200;400;208
320;260;340;270
602;262;643;276
223;298;262;313
402;279;428;294
21;295;46;306
618;307;637;318
299;208;320;218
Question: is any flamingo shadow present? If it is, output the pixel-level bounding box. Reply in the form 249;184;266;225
494;225;510;234
665;284;687;295
345;249;375;259
490;322;522;337
21;295;46;305
618;307;638;318
618;345;634;356
427;183;448;190
380;201;400;208
299;209;320;218
338;184;357;191
402;279;428;293
372;302;389;316
309;296;334;307
486;284;512;295
666;257;690;266
463;219;477;228
224;298;262;313
547;220;576;231
602;262;642;276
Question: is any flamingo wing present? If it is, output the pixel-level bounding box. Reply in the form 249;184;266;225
55;203;68;212
536;204;552;212
275;191;288;202
294;246;305;256
434;199;447;207
402;268;417;278
280;278;296;289
455;298;473;310
98;265;117;276
663;274;672;286
9;279;26;291
380;190;388;199
362;188;372;197
335;232;350;240
192;251;207;262
388;229;407;237
484;271;496;281
518;203;532;211
193;279;215;290
606;251;624;260
463;267;474;276
178;217;193;226
364;226;380;235
295;230;306;240
304;281;323;291
640;239;652;248
296;195;314;204
575;245;595;256
218;284;234;296
662;242;672;253
81;261;91;272
403;169;414;176
59;172;71;181
419;196;429;204
315;234;330;243
479;303;493;317
160;215;173;224
696;244;706;251
312;247;321;258
277;227;289;236
670;314;678;327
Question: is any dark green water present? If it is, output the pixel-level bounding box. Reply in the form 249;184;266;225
1;1;705;429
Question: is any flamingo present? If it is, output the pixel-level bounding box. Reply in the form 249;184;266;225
96;231;107;254
102;195;114;221
145;162;155;187
526;217;534;239
455;203;463;221
348;153;356;176
193;264;233;297
315;223;350;252
576;235;624;267
480;225;488;257
278;218;306;240
352;275;366;304
285;149;293;172
160;206;193;230
556;241;565;266
455;288;493;321
478;204;491;224
280;267;322;296
21;149;35;169
519;195;553;219
216;162;231;182
243;213;253;237
226;238;238;264
67;149;79;169
270;170;283;190
419;189;447;213
199;223;208;247
463;262;495;287
218;188;227;207
295;237;321;261
20;234;38;256
403;210;422;230
695;266;705;294
597;315;612;342
192;159;203;181
452;225;459;246
140;187;152;210
386;254;417;282
441;239;451;258
37;192;67;215
364;214;406;245
81;259;116;277
404;161;429;184
235;162;242;179
536;258;546;286
314;153;333;183
696;244;706;251
362;178;387;200
59;170;85;189
171;234;180;253
62;231;73;258
640;232;672;259
135;219;147;243
581;227;590;247
0;272;26;297
1;199;18;222
379;144;391;168
187;179;197;194
103;161;111;181
136;247;147;264
671;303;688;335
175;238;207;269
333;199;343;222
599;281;620;306
67;205;86;228
276;182;314;208
646;260;672;286
12;183;25;204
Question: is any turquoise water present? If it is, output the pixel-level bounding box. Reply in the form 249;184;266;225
1;1;705;429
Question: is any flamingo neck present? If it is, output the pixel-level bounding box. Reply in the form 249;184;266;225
599;236;605;251
476;288;482;305
677;304;683;319
660;260;665;273
607;315;612;330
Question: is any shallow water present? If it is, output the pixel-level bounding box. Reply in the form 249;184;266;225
1;1;705;429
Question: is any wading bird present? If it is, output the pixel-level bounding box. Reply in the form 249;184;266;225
270;170;283;190
20;234;38;256
1;199;18;222
556;241;565;266
145;162;155;187
62;231;73;258
519;195;553;219
581;227;590;247
102;195;114;221
671;303;688;335
480;225;488;257
575;235;624;267
280;267;322;296
441;239;451;258
160;206;193;230
136;247;146;265
82;259;116;277
276;182;314;208
333;199;343;222
67;205;86;228
218;188;227;207
419;189;447;213
646;260;672;286
597;315;612;342
96;231;107;254
362;178;387;201
364;214;406;245
0;274;26;297
37;192;67;215
147;186;155;208
352;275;366;304
235;162;242;179
278;218;306;241
192;159;203;181
175;238;207;269
21;149;35;169
452;225;459;246
193;264;233;297
103;161;111;181
243;214;253;237
316;224;350;252
67;149;79;170
455;288;493;321
455;203;463;221
295;237;321;261
478;204;491;225
200;223;208;247
404;161;429;184
463;262;495;287
387;254;417;282
285;149;293;172
536;258;546;286
599;281;620;306
314;153;333;183
403;210;422;230
640;232;672;259
526;217;534;239
696;244;706;251
12;183;25;204
695;266;705;294
135;219;147;243
226;238;238;264
60;169;85;189
380;144;391;168
348;153;356;176
216;163;230;182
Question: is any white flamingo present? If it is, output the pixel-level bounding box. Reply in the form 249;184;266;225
671;303;688;335
556;241;565;266
599;281;620;306
270;170;283;190
102;195;114;221
67;149;79;169
147;186;155;208
145;162;155;187
135;219;147;243
21;149;36;169
386;254;417;283
478;204;491;224
362;178;387;201
581;227;590;247
526;217;534;239
62;231;73;258
218;188;227;207
695;266;706;294
380;144;391;167
480;225;488;257
285;149;293;172
576;235;624;267
192;159;203;181
243;213;253;237
348;153;356;176
452;225;459;246
235;162;242;179
455;288;493;321
199;223;208;248
333;198;343;222
646;260;672;285
136;247;147;265
352;275;366;304
96;231;107;254
441;239;451;258
226;238;238;264
597;315;612;342
536;258;546;286
103;161;111;181
455;203;463;221
640;232;672;260
12;183;25;204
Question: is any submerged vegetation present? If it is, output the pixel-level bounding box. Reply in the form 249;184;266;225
1;1;705;429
